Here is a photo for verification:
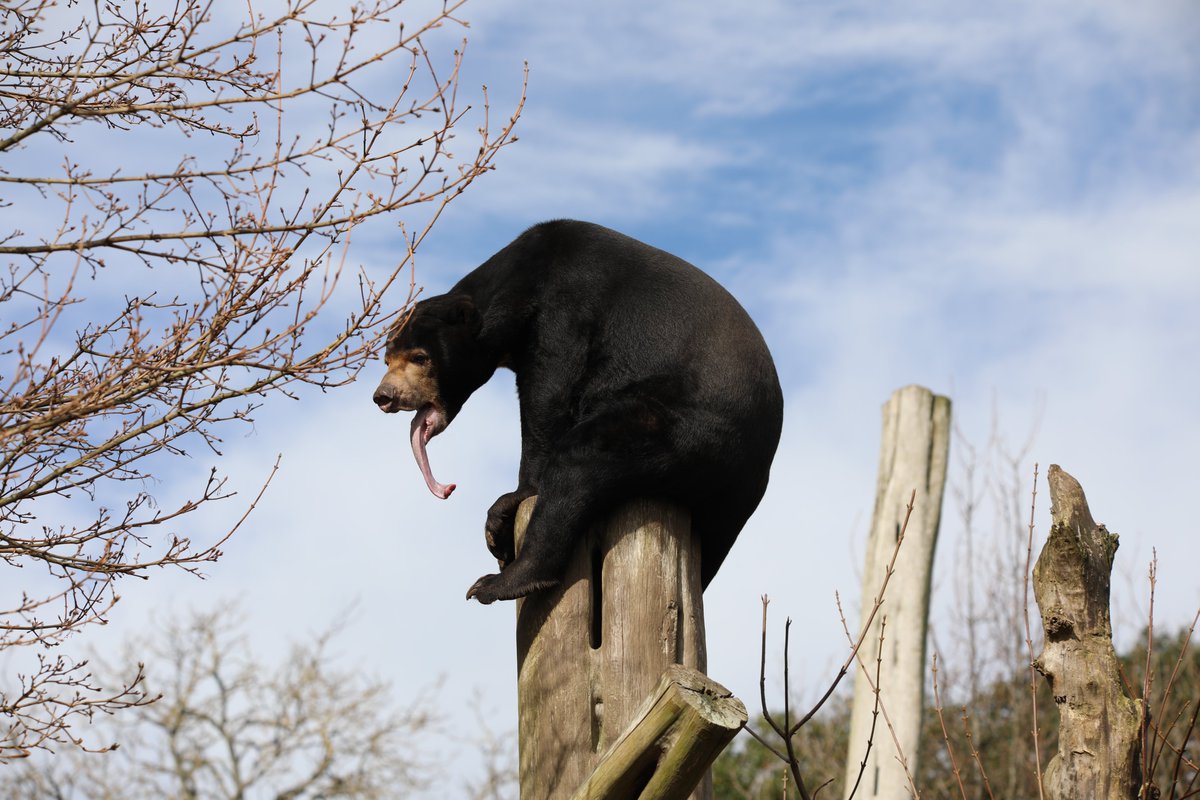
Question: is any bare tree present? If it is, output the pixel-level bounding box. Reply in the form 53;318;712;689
1;0;523;758
923;415;1050;799
465;692;519;800
0;603;439;798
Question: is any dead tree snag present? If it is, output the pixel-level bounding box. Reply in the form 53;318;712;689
1033;464;1140;800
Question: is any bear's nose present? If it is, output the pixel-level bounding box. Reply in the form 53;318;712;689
373;385;397;412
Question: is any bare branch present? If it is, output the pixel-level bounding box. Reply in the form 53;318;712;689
0;603;437;796
1;0;523;758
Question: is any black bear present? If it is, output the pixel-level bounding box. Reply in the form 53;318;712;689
373;220;783;604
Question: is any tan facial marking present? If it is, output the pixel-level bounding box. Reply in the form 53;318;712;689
376;348;439;410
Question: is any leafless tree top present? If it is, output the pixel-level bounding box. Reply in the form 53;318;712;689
1;603;441;798
1;0;523;758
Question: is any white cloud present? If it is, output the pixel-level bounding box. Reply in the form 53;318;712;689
443;108;732;224
468;0;1200;119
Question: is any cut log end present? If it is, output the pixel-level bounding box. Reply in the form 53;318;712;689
663;664;747;731
570;666;746;800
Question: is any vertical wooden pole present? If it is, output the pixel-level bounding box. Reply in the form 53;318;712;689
843;385;951;799
515;498;709;800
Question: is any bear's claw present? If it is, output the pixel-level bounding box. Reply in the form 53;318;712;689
466;573;509;605
466;572;559;604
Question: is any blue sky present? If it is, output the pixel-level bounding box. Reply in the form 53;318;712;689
21;0;1200;791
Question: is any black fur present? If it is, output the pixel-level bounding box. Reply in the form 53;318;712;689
381;220;783;604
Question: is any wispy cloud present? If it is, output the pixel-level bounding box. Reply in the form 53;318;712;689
451;110;732;224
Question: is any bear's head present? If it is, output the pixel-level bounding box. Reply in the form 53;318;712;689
372;292;491;419
372;293;491;499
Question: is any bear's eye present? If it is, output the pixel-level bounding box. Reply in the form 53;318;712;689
409;352;430;367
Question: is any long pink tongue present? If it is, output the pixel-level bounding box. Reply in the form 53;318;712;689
410;405;456;499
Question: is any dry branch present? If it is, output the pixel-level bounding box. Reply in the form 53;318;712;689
1;0;523;758
0;603;435;798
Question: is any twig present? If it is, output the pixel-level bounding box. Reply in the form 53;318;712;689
1021;462;1046;800
931;654;968;800
792;492;917;736
1144;554;1158;798
961;707;997;800
1166;608;1200;797
841;613;920;799
844;614;884;800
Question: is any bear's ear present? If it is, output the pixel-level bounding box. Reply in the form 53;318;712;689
436;293;482;335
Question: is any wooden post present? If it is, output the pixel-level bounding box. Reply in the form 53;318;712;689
570;665;746;800
514;498;709;800
843;385;951;800
1033;465;1140;800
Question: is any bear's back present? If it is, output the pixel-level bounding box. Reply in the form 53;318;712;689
516;220;776;393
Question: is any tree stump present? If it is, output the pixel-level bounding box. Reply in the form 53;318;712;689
844;385;951;799
1033;465;1140;800
514;497;709;800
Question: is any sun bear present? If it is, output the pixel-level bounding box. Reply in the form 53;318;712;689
373;220;783;604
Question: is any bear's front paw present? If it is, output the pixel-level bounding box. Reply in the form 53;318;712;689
465;573;505;605
465;571;559;604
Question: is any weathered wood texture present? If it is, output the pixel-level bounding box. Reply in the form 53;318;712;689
1033;464;1140;800
844;385;951;800
569;665;746;800
515;498;709;800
